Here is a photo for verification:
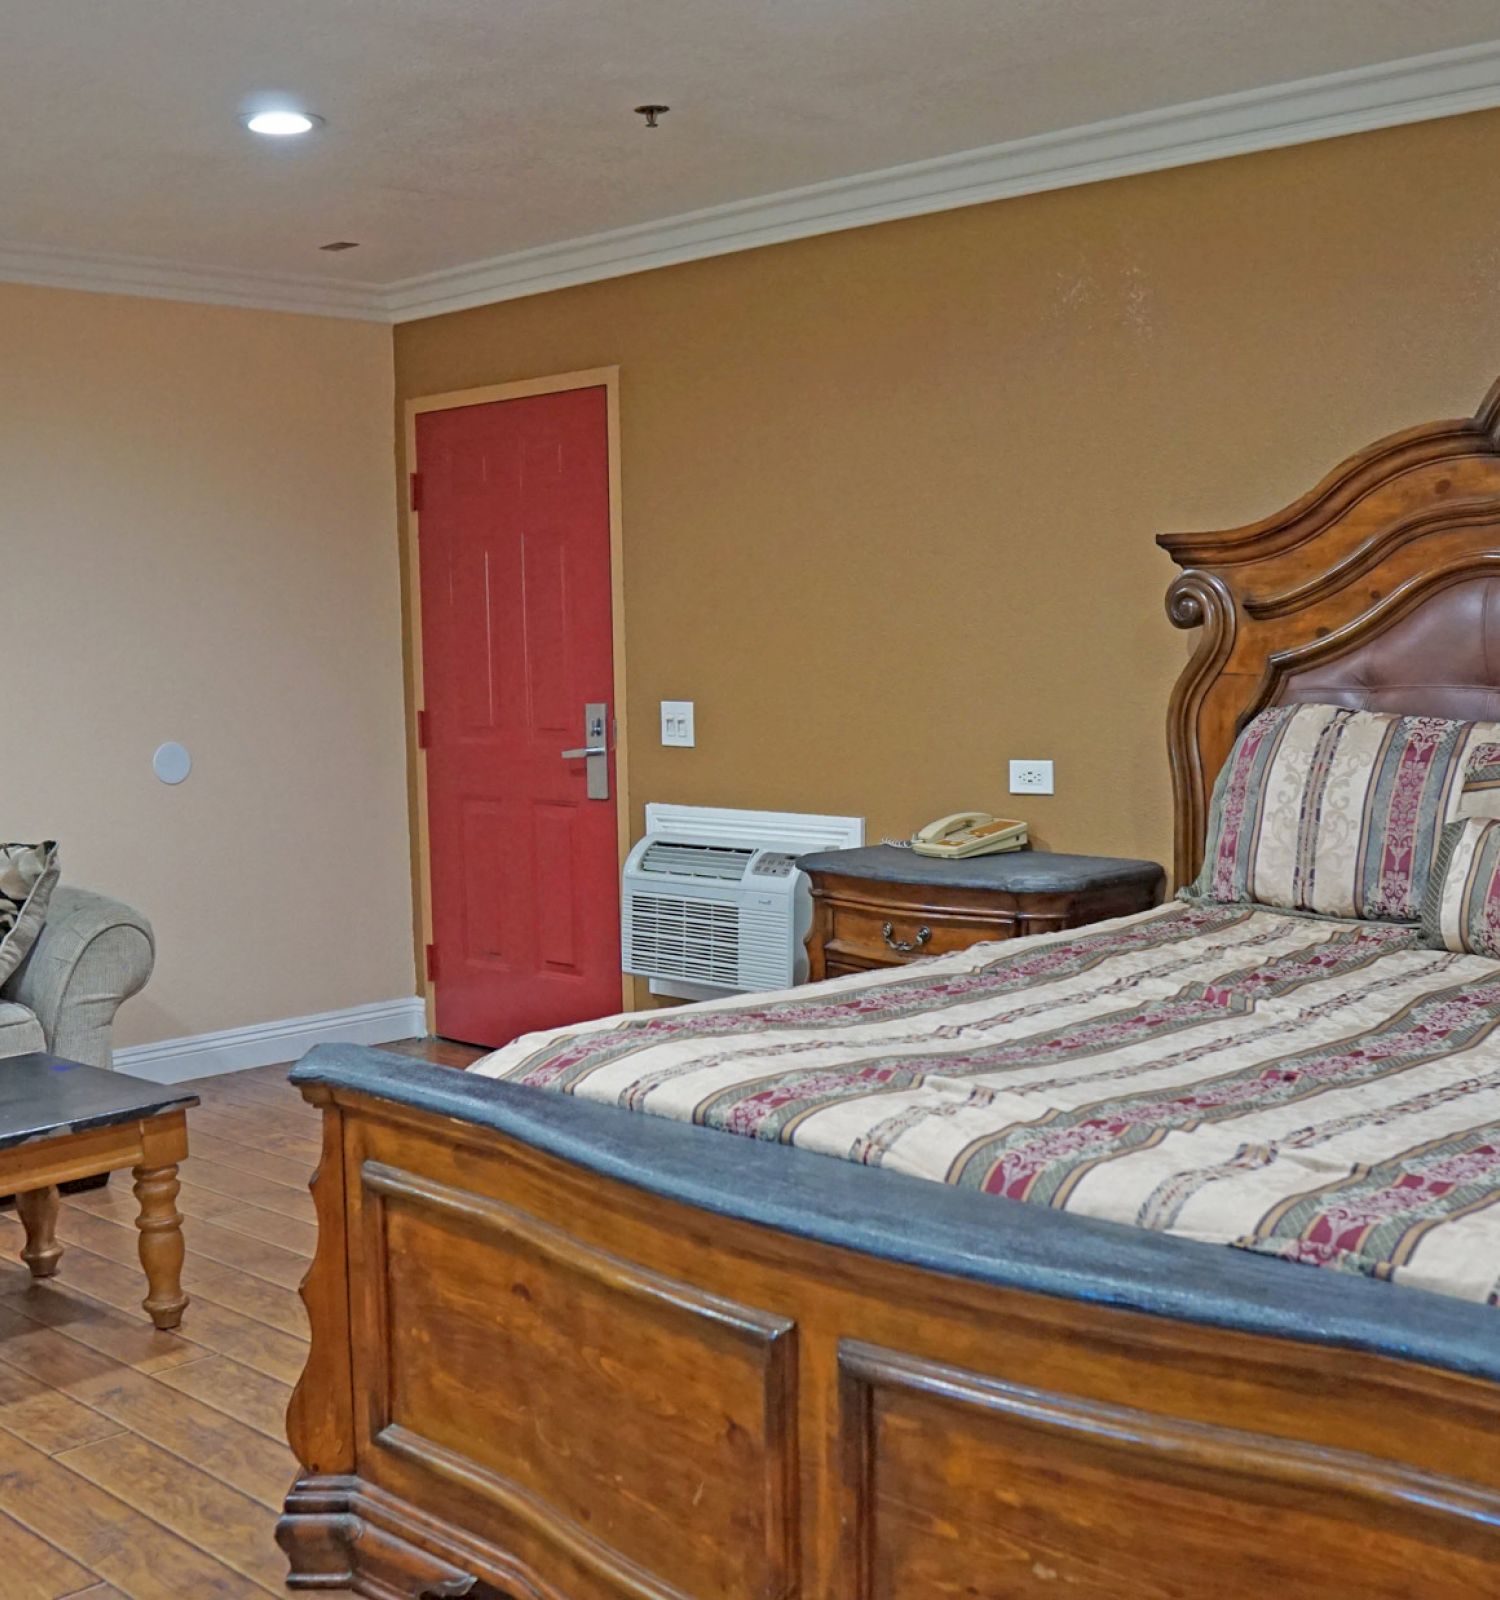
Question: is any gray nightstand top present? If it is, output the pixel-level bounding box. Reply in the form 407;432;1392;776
795;843;1165;896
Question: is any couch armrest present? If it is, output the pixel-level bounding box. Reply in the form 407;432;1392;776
0;887;155;1070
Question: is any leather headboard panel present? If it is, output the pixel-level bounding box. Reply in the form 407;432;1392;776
1276;573;1500;723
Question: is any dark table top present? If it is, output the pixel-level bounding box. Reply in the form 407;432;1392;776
0;1054;199;1152
796;843;1165;895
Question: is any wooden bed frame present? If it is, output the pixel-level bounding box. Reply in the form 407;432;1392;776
281;382;1500;1599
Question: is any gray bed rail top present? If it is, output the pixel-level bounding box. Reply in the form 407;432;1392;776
292;1043;1500;1385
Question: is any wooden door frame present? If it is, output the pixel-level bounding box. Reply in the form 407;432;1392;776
404;367;631;1033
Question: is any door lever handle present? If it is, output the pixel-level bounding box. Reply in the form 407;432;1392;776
566;701;611;800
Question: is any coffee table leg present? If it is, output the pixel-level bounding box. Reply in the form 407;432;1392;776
16;1186;61;1279
132;1163;187;1330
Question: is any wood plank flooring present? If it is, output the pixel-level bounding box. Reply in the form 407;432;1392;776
0;1039;481;1598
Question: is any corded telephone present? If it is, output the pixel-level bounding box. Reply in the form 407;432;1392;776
911;811;1029;859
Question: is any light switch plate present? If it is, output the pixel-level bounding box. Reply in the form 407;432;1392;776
661;700;695;747
1009;758;1054;795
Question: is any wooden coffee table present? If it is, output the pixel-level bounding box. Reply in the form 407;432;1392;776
1;1053;198;1329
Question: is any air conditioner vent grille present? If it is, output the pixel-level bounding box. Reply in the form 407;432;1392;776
639;842;755;882
627;894;741;986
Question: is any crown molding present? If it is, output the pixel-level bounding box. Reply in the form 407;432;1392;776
4;38;1500;325
0;238;388;321
382;38;1500;321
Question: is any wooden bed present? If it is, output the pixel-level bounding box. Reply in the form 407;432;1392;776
280;382;1500;1599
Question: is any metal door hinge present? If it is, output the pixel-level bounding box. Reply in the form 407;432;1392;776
409;472;423;513
425;943;438;982
417;708;430;749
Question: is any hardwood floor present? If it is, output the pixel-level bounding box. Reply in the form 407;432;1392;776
0;1039;481;1599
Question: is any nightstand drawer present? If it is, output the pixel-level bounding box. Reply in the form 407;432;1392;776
827;898;1014;968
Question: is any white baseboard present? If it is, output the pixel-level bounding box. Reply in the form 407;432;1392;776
112;996;427;1084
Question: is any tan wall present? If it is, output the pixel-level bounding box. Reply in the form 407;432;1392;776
394;110;1500;955
3;284;411;1047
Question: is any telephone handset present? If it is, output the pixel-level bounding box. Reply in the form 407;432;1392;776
911;811;1029;859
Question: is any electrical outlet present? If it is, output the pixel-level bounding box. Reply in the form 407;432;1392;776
660;700;695;747
1009;759;1054;795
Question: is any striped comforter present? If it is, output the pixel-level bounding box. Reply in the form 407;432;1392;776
473;901;1500;1308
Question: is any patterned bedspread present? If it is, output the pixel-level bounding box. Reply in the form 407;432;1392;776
472;901;1500;1308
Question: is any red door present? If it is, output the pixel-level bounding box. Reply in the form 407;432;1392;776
416;386;621;1047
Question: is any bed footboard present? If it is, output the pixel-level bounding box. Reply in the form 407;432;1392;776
279;1049;1500;1599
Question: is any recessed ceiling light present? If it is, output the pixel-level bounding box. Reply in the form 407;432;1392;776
243;109;324;138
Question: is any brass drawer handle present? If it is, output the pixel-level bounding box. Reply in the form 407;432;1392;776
881;922;931;954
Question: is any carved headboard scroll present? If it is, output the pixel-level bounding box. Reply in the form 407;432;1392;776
1159;377;1500;888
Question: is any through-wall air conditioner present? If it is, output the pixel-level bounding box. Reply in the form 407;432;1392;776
622;804;864;998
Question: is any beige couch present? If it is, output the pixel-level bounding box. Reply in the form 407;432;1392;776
0;887;155;1070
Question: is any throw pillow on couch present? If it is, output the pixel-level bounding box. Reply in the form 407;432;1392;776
0;841;59;985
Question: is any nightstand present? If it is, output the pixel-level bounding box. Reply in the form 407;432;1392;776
797;844;1166;980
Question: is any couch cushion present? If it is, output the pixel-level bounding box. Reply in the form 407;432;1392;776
0;841;59;986
0;1002;46;1058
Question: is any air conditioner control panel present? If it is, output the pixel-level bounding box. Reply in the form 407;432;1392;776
751;852;798;877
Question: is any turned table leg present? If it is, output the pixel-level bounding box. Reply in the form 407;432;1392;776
16;1186;62;1279
132;1162;188;1330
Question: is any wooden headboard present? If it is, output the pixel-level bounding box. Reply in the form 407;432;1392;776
1160;377;1500;888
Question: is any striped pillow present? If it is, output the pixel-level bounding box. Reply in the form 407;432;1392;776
1192;704;1500;922
1461;741;1500;810
1423;817;1500;955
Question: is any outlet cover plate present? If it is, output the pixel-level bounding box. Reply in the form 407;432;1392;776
1009;758;1054;795
661;700;695;747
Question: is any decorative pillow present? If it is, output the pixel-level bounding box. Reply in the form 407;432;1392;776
1459;741;1500;812
1191;704;1500;922
1422;817;1500;956
0;841;59;986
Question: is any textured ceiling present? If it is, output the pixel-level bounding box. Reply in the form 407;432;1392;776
2;0;1499;288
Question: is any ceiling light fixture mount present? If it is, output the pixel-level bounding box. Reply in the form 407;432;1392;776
633;104;670;129
242;109;325;138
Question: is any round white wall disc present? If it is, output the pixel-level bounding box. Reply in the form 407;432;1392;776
152;742;192;785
